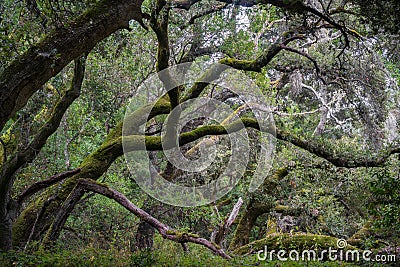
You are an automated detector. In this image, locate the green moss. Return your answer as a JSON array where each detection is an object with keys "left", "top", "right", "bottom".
[
  {"left": 219, "top": 58, "right": 256, "bottom": 71},
  {"left": 0, "top": 145, "right": 3, "bottom": 166},
  {"left": 188, "top": 233, "right": 200, "bottom": 238},
  {"left": 12, "top": 193, "right": 49, "bottom": 247},
  {"left": 211, "top": 242, "right": 221, "bottom": 250},
  {"left": 166, "top": 230, "right": 176, "bottom": 235}
]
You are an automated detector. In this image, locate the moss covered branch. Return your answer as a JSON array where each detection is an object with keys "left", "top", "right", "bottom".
[{"left": 0, "top": 0, "right": 146, "bottom": 130}]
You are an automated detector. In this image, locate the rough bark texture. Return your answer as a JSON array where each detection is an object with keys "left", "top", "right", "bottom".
[
  {"left": 0, "top": 0, "right": 146, "bottom": 130},
  {"left": 0, "top": 188, "right": 14, "bottom": 251}
]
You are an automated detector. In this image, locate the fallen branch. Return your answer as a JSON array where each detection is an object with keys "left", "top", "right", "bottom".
[{"left": 77, "top": 178, "right": 231, "bottom": 259}]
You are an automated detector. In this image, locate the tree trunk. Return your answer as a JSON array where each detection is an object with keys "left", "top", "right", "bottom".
[
  {"left": 12, "top": 100, "right": 171, "bottom": 248},
  {"left": 228, "top": 203, "right": 272, "bottom": 251},
  {"left": 0, "top": 185, "right": 18, "bottom": 251},
  {"left": 0, "top": 216, "right": 12, "bottom": 251},
  {"left": 0, "top": 0, "right": 146, "bottom": 130},
  {"left": 0, "top": 168, "right": 16, "bottom": 251}
]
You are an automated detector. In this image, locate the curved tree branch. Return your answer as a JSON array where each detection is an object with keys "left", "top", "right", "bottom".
[
  {"left": 0, "top": 0, "right": 147, "bottom": 130},
  {"left": 219, "top": 35, "right": 302, "bottom": 72},
  {"left": 50, "top": 179, "right": 231, "bottom": 259}
]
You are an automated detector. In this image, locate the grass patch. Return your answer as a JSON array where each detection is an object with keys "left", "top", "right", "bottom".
[{"left": 0, "top": 235, "right": 385, "bottom": 266}]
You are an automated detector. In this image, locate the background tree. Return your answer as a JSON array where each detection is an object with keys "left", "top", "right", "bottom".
[{"left": 1, "top": 0, "right": 399, "bottom": 264}]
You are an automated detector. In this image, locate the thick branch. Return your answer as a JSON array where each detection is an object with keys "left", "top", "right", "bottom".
[
  {"left": 77, "top": 179, "right": 231, "bottom": 259},
  {"left": 275, "top": 128, "right": 400, "bottom": 168},
  {"left": 182, "top": 64, "right": 229, "bottom": 102},
  {"left": 0, "top": 0, "right": 146, "bottom": 130},
  {"left": 123, "top": 117, "right": 263, "bottom": 152},
  {"left": 151, "top": 1, "right": 182, "bottom": 109},
  {"left": 219, "top": 36, "right": 300, "bottom": 72},
  {"left": 125, "top": 113, "right": 400, "bottom": 168}
]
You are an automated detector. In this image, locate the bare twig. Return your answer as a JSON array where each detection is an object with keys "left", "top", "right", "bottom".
[{"left": 280, "top": 44, "right": 321, "bottom": 74}]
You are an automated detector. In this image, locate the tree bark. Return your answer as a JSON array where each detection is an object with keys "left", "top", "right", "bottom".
[
  {"left": 12, "top": 100, "right": 171, "bottom": 248},
  {"left": 0, "top": 189, "right": 13, "bottom": 251},
  {"left": 0, "top": 0, "right": 146, "bottom": 130},
  {"left": 0, "top": 215, "right": 12, "bottom": 251}
]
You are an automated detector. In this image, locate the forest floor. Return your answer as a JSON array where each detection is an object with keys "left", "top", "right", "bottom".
[{"left": 0, "top": 234, "right": 389, "bottom": 267}]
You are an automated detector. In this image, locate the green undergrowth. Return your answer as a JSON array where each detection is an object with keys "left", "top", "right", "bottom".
[{"left": 0, "top": 235, "right": 386, "bottom": 266}]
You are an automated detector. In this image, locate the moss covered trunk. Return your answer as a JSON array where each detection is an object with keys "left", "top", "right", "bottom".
[
  {"left": 0, "top": 215, "right": 12, "bottom": 251},
  {"left": 12, "top": 130, "right": 123, "bottom": 248},
  {"left": 0, "top": 0, "right": 145, "bottom": 130},
  {"left": 228, "top": 202, "right": 274, "bottom": 251},
  {"left": 12, "top": 100, "right": 171, "bottom": 248}
]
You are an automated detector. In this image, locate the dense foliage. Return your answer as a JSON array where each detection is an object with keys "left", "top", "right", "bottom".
[{"left": 0, "top": 0, "right": 399, "bottom": 266}]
